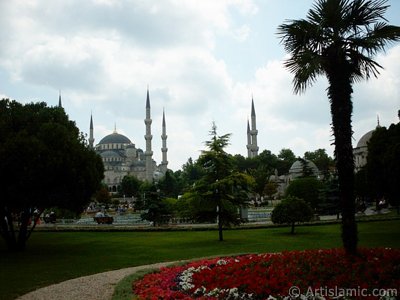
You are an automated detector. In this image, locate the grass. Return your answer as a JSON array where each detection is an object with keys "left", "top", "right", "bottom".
[
  {"left": 1, "top": 220, "right": 399, "bottom": 299},
  {"left": 112, "top": 269, "right": 158, "bottom": 300}
]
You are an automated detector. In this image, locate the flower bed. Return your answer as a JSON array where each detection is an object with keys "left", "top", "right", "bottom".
[{"left": 133, "top": 248, "right": 400, "bottom": 299}]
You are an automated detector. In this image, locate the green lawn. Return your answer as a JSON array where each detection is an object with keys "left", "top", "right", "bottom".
[{"left": 1, "top": 220, "right": 399, "bottom": 299}]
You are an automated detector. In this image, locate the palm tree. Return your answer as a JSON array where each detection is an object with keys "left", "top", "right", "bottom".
[{"left": 278, "top": 0, "right": 400, "bottom": 254}]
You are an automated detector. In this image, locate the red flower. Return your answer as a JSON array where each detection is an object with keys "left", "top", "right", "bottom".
[{"left": 133, "top": 248, "right": 400, "bottom": 299}]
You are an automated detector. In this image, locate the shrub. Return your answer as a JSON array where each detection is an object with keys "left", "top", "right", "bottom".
[
  {"left": 285, "top": 177, "right": 325, "bottom": 209},
  {"left": 271, "top": 196, "right": 313, "bottom": 233}
]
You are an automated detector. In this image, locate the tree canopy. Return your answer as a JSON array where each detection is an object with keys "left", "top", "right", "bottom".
[
  {"left": 285, "top": 177, "right": 325, "bottom": 210},
  {"left": 271, "top": 196, "right": 314, "bottom": 234},
  {"left": 0, "top": 99, "right": 104, "bottom": 250},
  {"left": 304, "top": 149, "right": 334, "bottom": 178},
  {"left": 366, "top": 121, "right": 400, "bottom": 209}
]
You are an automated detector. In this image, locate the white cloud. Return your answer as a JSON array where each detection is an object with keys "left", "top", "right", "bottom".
[{"left": 1, "top": 0, "right": 398, "bottom": 171}]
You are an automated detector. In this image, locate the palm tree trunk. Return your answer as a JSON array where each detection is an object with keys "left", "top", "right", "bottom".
[{"left": 327, "top": 65, "right": 358, "bottom": 255}]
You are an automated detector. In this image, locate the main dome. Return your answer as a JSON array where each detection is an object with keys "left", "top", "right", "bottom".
[{"left": 99, "top": 132, "right": 131, "bottom": 145}]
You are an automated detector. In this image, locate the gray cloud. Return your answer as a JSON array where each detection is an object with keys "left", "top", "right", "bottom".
[{"left": 1, "top": 0, "right": 398, "bottom": 170}]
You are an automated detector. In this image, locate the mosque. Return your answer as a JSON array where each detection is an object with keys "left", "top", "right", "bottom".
[
  {"left": 88, "top": 89, "right": 168, "bottom": 192},
  {"left": 81, "top": 86, "right": 376, "bottom": 194},
  {"left": 89, "top": 95, "right": 260, "bottom": 193}
]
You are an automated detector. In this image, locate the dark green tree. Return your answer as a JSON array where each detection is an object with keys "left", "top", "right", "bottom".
[
  {"left": 271, "top": 196, "right": 314, "bottom": 234},
  {"left": 285, "top": 177, "right": 325, "bottom": 209},
  {"left": 0, "top": 99, "right": 104, "bottom": 251},
  {"left": 278, "top": 0, "right": 400, "bottom": 254},
  {"left": 140, "top": 185, "right": 170, "bottom": 226},
  {"left": 253, "top": 150, "right": 279, "bottom": 198},
  {"left": 304, "top": 149, "right": 334, "bottom": 178},
  {"left": 190, "top": 123, "right": 254, "bottom": 241},
  {"left": 264, "top": 181, "right": 278, "bottom": 201},
  {"left": 354, "top": 167, "right": 370, "bottom": 204},
  {"left": 179, "top": 157, "right": 205, "bottom": 192},
  {"left": 367, "top": 122, "right": 400, "bottom": 212},
  {"left": 231, "top": 150, "right": 278, "bottom": 204},
  {"left": 299, "top": 157, "right": 316, "bottom": 178},
  {"left": 95, "top": 185, "right": 112, "bottom": 205},
  {"left": 318, "top": 174, "right": 341, "bottom": 217},
  {"left": 119, "top": 175, "right": 142, "bottom": 198},
  {"left": 158, "top": 170, "right": 180, "bottom": 198},
  {"left": 277, "top": 148, "right": 297, "bottom": 175},
  {"left": 231, "top": 154, "right": 249, "bottom": 172}
]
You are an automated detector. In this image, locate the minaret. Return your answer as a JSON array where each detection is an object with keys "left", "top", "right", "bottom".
[
  {"left": 58, "top": 91, "right": 62, "bottom": 108},
  {"left": 161, "top": 108, "right": 168, "bottom": 173},
  {"left": 89, "top": 113, "right": 95, "bottom": 149},
  {"left": 246, "top": 119, "right": 252, "bottom": 158},
  {"left": 249, "top": 97, "right": 259, "bottom": 158},
  {"left": 144, "top": 88, "right": 154, "bottom": 182}
]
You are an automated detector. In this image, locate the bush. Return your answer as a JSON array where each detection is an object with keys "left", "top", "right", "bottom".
[
  {"left": 271, "top": 196, "right": 313, "bottom": 234},
  {"left": 285, "top": 177, "right": 325, "bottom": 209}
]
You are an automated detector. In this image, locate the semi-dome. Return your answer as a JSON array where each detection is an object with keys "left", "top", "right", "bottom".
[
  {"left": 289, "top": 159, "right": 319, "bottom": 177},
  {"left": 99, "top": 132, "right": 131, "bottom": 145},
  {"left": 100, "top": 150, "right": 123, "bottom": 158},
  {"left": 356, "top": 130, "right": 374, "bottom": 148}
]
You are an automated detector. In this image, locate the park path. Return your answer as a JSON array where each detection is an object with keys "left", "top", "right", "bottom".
[{"left": 16, "top": 261, "right": 175, "bottom": 300}]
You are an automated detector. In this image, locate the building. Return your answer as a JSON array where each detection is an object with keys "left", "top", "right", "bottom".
[{"left": 90, "top": 89, "right": 168, "bottom": 192}]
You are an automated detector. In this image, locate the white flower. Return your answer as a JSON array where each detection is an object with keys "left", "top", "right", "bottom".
[
  {"left": 216, "top": 259, "right": 228, "bottom": 265},
  {"left": 178, "top": 265, "right": 210, "bottom": 291}
]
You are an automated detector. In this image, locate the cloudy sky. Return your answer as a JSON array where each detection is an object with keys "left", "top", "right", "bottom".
[{"left": 1, "top": 0, "right": 399, "bottom": 171}]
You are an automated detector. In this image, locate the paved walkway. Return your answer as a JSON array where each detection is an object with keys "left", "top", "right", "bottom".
[{"left": 17, "top": 262, "right": 175, "bottom": 300}]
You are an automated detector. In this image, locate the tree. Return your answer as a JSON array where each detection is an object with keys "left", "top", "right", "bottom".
[
  {"left": 367, "top": 121, "right": 400, "bottom": 212},
  {"left": 0, "top": 99, "right": 104, "bottom": 251},
  {"left": 158, "top": 170, "right": 180, "bottom": 198},
  {"left": 354, "top": 167, "right": 370, "bottom": 204},
  {"left": 191, "top": 123, "right": 254, "bottom": 241},
  {"left": 318, "top": 174, "right": 341, "bottom": 217},
  {"left": 264, "top": 181, "right": 278, "bottom": 201},
  {"left": 278, "top": 0, "right": 400, "bottom": 254},
  {"left": 140, "top": 185, "right": 170, "bottom": 226},
  {"left": 231, "top": 154, "right": 249, "bottom": 172},
  {"left": 119, "top": 175, "right": 142, "bottom": 198},
  {"left": 277, "top": 148, "right": 297, "bottom": 175},
  {"left": 252, "top": 150, "right": 279, "bottom": 199},
  {"left": 231, "top": 150, "right": 278, "bottom": 204},
  {"left": 95, "top": 186, "right": 112, "bottom": 205},
  {"left": 179, "top": 157, "right": 205, "bottom": 192},
  {"left": 299, "top": 157, "right": 316, "bottom": 178},
  {"left": 271, "top": 196, "right": 314, "bottom": 234},
  {"left": 285, "top": 177, "right": 325, "bottom": 210},
  {"left": 304, "top": 149, "right": 334, "bottom": 178}
]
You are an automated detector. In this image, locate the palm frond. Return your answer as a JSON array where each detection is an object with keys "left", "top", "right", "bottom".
[
  {"left": 348, "top": 49, "right": 382, "bottom": 81},
  {"left": 284, "top": 50, "right": 325, "bottom": 94},
  {"left": 345, "top": 0, "right": 389, "bottom": 27},
  {"left": 278, "top": 19, "right": 325, "bottom": 55}
]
